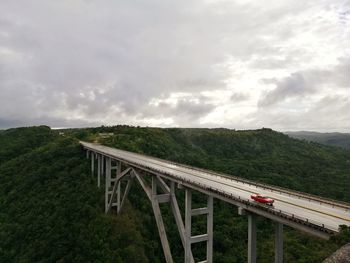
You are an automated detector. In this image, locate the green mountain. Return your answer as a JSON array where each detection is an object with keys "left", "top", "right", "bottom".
[
  {"left": 1, "top": 126, "right": 349, "bottom": 262},
  {"left": 286, "top": 131, "right": 350, "bottom": 150}
]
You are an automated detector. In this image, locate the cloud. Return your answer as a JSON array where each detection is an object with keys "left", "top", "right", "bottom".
[
  {"left": 0, "top": 116, "right": 98, "bottom": 129},
  {"left": 0, "top": 0, "right": 349, "bottom": 131},
  {"left": 0, "top": 118, "right": 23, "bottom": 129},
  {"left": 332, "top": 57, "right": 350, "bottom": 87},
  {"left": 230, "top": 93, "right": 250, "bottom": 102},
  {"left": 258, "top": 57, "right": 350, "bottom": 107},
  {"left": 248, "top": 95, "right": 350, "bottom": 132},
  {"left": 136, "top": 93, "right": 216, "bottom": 126},
  {"left": 259, "top": 73, "right": 309, "bottom": 107}
]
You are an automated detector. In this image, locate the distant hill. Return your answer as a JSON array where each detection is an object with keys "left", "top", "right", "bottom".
[{"left": 285, "top": 131, "right": 350, "bottom": 149}]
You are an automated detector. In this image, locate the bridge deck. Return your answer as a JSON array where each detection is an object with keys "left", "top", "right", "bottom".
[{"left": 81, "top": 141, "right": 350, "bottom": 235}]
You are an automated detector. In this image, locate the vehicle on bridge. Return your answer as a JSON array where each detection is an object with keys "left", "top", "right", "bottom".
[{"left": 251, "top": 194, "right": 274, "bottom": 206}]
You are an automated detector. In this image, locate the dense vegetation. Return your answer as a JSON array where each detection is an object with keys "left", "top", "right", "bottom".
[
  {"left": 286, "top": 131, "right": 350, "bottom": 150},
  {"left": 1, "top": 125, "right": 349, "bottom": 262},
  {"left": 0, "top": 127, "right": 148, "bottom": 262}
]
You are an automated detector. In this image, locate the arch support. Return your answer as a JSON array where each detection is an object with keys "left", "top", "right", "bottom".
[{"left": 133, "top": 169, "right": 173, "bottom": 263}]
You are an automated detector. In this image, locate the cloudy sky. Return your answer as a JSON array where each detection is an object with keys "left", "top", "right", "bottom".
[{"left": 0, "top": 0, "right": 350, "bottom": 131}]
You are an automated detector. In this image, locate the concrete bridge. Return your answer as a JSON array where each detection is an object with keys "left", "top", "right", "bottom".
[{"left": 81, "top": 141, "right": 350, "bottom": 263}]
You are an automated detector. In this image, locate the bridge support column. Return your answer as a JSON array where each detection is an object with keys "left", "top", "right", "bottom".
[
  {"left": 185, "top": 189, "right": 192, "bottom": 263},
  {"left": 91, "top": 152, "right": 94, "bottom": 174},
  {"left": 248, "top": 214, "right": 257, "bottom": 263},
  {"left": 185, "top": 189, "right": 214, "bottom": 263},
  {"left": 105, "top": 157, "right": 111, "bottom": 212},
  {"left": 107, "top": 160, "right": 119, "bottom": 210},
  {"left": 97, "top": 155, "right": 101, "bottom": 188},
  {"left": 101, "top": 156, "right": 105, "bottom": 177},
  {"left": 207, "top": 195, "right": 214, "bottom": 263},
  {"left": 105, "top": 161, "right": 132, "bottom": 214},
  {"left": 275, "top": 223, "right": 283, "bottom": 263},
  {"left": 116, "top": 163, "right": 122, "bottom": 213}
]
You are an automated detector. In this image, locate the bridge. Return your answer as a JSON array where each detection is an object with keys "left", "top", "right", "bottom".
[{"left": 81, "top": 141, "right": 350, "bottom": 263}]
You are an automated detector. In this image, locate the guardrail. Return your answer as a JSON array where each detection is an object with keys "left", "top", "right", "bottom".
[
  {"left": 82, "top": 143, "right": 342, "bottom": 234},
  {"left": 136, "top": 153, "right": 350, "bottom": 211},
  {"left": 84, "top": 141, "right": 350, "bottom": 211},
  {"left": 134, "top": 161, "right": 336, "bottom": 235}
]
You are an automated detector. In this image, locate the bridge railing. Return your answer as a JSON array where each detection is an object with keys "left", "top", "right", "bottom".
[
  {"left": 180, "top": 178, "right": 336, "bottom": 235},
  {"left": 100, "top": 143, "right": 350, "bottom": 211},
  {"left": 82, "top": 143, "right": 339, "bottom": 234},
  {"left": 127, "top": 157, "right": 337, "bottom": 235},
  {"left": 158, "top": 159, "right": 350, "bottom": 212}
]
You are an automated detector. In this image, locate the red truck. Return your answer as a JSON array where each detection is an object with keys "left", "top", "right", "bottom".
[{"left": 251, "top": 194, "right": 274, "bottom": 206}]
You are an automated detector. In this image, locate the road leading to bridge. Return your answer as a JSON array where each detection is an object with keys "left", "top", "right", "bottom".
[{"left": 81, "top": 141, "right": 350, "bottom": 234}]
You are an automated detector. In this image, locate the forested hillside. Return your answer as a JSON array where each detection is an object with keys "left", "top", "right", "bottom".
[
  {"left": 1, "top": 126, "right": 350, "bottom": 262},
  {"left": 0, "top": 126, "right": 148, "bottom": 262}
]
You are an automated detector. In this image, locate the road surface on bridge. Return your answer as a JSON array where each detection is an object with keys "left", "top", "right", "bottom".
[{"left": 81, "top": 142, "right": 350, "bottom": 233}]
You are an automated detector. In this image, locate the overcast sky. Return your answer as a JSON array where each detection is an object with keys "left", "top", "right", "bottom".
[{"left": 0, "top": 0, "right": 349, "bottom": 131}]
